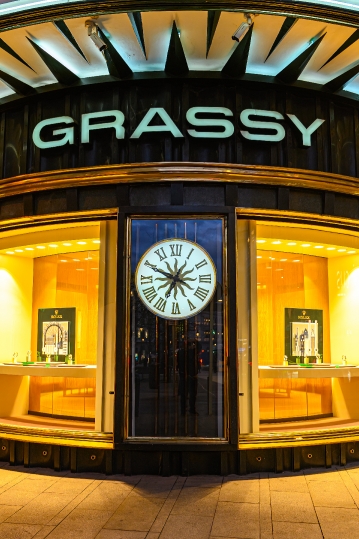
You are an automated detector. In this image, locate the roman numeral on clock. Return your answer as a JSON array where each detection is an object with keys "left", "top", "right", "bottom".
[
  {"left": 186, "top": 248, "right": 194, "bottom": 260},
  {"left": 140, "top": 275, "right": 153, "bottom": 284},
  {"left": 171, "top": 302, "right": 181, "bottom": 315},
  {"left": 154, "top": 247, "right": 167, "bottom": 261},
  {"left": 199, "top": 274, "right": 211, "bottom": 283},
  {"left": 187, "top": 299, "right": 196, "bottom": 311},
  {"left": 195, "top": 259, "right": 208, "bottom": 270},
  {"left": 170, "top": 244, "right": 182, "bottom": 257},
  {"left": 194, "top": 286, "right": 209, "bottom": 302},
  {"left": 143, "top": 286, "right": 157, "bottom": 303},
  {"left": 154, "top": 297, "right": 166, "bottom": 312}
]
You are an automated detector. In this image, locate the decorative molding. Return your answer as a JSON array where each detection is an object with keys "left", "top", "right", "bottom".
[{"left": 1, "top": 162, "right": 359, "bottom": 200}]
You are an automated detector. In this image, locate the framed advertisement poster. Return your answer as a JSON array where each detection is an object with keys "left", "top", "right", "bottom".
[
  {"left": 285, "top": 308, "right": 323, "bottom": 363},
  {"left": 37, "top": 308, "right": 76, "bottom": 361}
]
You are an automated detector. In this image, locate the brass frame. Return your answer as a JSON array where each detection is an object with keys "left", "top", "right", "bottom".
[
  {"left": 1, "top": 1, "right": 359, "bottom": 33},
  {"left": 124, "top": 215, "right": 229, "bottom": 443},
  {"left": 236, "top": 207, "right": 359, "bottom": 450},
  {"left": 3, "top": 163, "right": 359, "bottom": 200},
  {"left": 0, "top": 208, "right": 117, "bottom": 449}
]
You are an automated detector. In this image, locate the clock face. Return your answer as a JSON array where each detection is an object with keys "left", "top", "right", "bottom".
[{"left": 135, "top": 238, "right": 217, "bottom": 320}]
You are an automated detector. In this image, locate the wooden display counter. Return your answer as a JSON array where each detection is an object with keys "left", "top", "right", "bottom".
[
  {"left": 259, "top": 365, "right": 359, "bottom": 378},
  {"left": 0, "top": 364, "right": 96, "bottom": 377}
]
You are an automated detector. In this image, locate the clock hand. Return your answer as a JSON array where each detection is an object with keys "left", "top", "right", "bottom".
[
  {"left": 145, "top": 262, "right": 173, "bottom": 279},
  {"left": 165, "top": 280, "right": 176, "bottom": 299}
]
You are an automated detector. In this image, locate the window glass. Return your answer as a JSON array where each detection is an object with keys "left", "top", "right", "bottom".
[
  {"left": 129, "top": 218, "right": 225, "bottom": 438},
  {"left": 255, "top": 222, "right": 359, "bottom": 433},
  {"left": 0, "top": 221, "right": 115, "bottom": 433}
]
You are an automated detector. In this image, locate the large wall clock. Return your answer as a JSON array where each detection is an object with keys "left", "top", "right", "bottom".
[{"left": 135, "top": 238, "right": 217, "bottom": 320}]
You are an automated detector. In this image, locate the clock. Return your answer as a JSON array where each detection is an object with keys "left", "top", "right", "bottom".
[{"left": 135, "top": 238, "right": 217, "bottom": 320}]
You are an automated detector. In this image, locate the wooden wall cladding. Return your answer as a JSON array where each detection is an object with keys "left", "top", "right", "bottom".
[{"left": 1, "top": 79, "right": 359, "bottom": 180}]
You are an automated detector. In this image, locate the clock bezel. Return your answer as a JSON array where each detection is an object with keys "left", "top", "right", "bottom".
[{"left": 134, "top": 237, "right": 217, "bottom": 320}]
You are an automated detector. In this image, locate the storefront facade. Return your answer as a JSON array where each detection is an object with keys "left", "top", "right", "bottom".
[{"left": 2, "top": 0, "right": 359, "bottom": 474}]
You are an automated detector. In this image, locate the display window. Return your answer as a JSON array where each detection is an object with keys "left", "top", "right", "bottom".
[
  {"left": 127, "top": 218, "right": 226, "bottom": 439},
  {"left": 0, "top": 219, "right": 117, "bottom": 434},
  {"left": 242, "top": 219, "right": 359, "bottom": 435}
]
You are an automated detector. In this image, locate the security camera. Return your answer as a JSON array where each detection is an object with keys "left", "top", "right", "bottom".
[
  {"left": 85, "top": 20, "right": 107, "bottom": 52},
  {"left": 232, "top": 14, "right": 253, "bottom": 42}
]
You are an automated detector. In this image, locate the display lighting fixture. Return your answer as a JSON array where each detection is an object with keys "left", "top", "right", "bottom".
[
  {"left": 272, "top": 241, "right": 281, "bottom": 244},
  {"left": 301, "top": 244, "right": 310, "bottom": 247},
  {"left": 5, "top": 251, "right": 14, "bottom": 254},
  {"left": 348, "top": 250, "right": 356, "bottom": 254},
  {"left": 85, "top": 20, "right": 107, "bottom": 52},
  {"left": 314, "top": 245, "right": 324, "bottom": 249},
  {"left": 293, "top": 259, "right": 301, "bottom": 262},
  {"left": 76, "top": 268, "right": 85, "bottom": 271},
  {"left": 257, "top": 255, "right": 262, "bottom": 259},
  {"left": 49, "top": 244, "right": 58, "bottom": 248},
  {"left": 232, "top": 13, "right": 253, "bottom": 43},
  {"left": 73, "top": 259, "right": 80, "bottom": 262},
  {"left": 256, "top": 239, "right": 266, "bottom": 243},
  {"left": 280, "top": 258, "right": 287, "bottom": 262},
  {"left": 36, "top": 246, "right": 45, "bottom": 249},
  {"left": 327, "top": 247, "right": 335, "bottom": 250},
  {"left": 25, "top": 247, "right": 34, "bottom": 251},
  {"left": 15, "top": 249, "right": 23, "bottom": 252},
  {"left": 93, "top": 240, "right": 100, "bottom": 244},
  {"left": 63, "top": 243, "right": 72, "bottom": 246},
  {"left": 338, "top": 249, "right": 346, "bottom": 252},
  {"left": 77, "top": 241, "right": 86, "bottom": 245},
  {"left": 287, "top": 242, "right": 297, "bottom": 246},
  {"left": 60, "top": 259, "right": 67, "bottom": 262}
]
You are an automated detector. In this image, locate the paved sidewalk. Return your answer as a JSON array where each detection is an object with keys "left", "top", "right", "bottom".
[{"left": 0, "top": 463, "right": 359, "bottom": 538}]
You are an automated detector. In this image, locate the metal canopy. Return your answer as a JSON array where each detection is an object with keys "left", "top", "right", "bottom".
[{"left": 0, "top": 9, "right": 359, "bottom": 102}]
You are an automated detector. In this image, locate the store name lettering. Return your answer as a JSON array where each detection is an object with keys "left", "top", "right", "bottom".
[{"left": 32, "top": 107, "right": 325, "bottom": 149}]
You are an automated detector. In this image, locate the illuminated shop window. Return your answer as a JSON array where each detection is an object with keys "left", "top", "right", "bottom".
[
  {"left": 128, "top": 218, "right": 226, "bottom": 439},
  {"left": 253, "top": 222, "right": 359, "bottom": 434},
  {"left": 0, "top": 220, "right": 116, "bottom": 433}
]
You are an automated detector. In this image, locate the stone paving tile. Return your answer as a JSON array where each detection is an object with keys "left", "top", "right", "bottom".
[
  {"left": 308, "top": 479, "right": 355, "bottom": 507},
  {"left": 183, "top": 476, "right": 223, "bottom": 488},
  {"left": 33, "top": 526, "right": 56, "bottom": 539},
  {"left": 304, "top": 468, "right": 343, "bottom": 481},
  {"left": 272, "top": 521, "right": 322, "bottom": 539},
  {"left": 211, "top": 501, "right": 260, "bottom": 538},
  {"left": 268, "top": 475, "right": 308, "bottom": 493},
  {"left": 159, "top": 514, "right": 213, "bottom": 539},
  {"left": 6, "top": 492, "right": 78, "bottom": 525},
  {"left": 104, "top": 494, "right": 164, "bottom": 531},
  {"left": 219, "top": 481, "right": 260, "bottom": 504},
  {"left": 316, "top": 506, "right": 359, "bottom": 539},
  {"left": 47, "top": 480, "right": 102, "bottom": 526},
  {"left": 0, "top": 503, "right": 22, "bottom": 522},
  {"left": 75, "top": 482, "right": 133, "bottom": 511},
  {"left": 0, "top": 523, "right": 42, "bottom": 538},
  {"left": 45, "top": 509, "right": 114, "bottom": 539},
  {"left": 95, "top": 531, "right": 147, "bottom": 539},
  {"left": 45, "top": 478, "right": 95, "bottom": 494},
  {"left": 259, "top": 503, "right": 273, "bottom": 539},
  {"left": 171, "top": 486, "right": 220, "bottom": 516},
  {"left": 0, "top": 488, "right": 40, "bottom": 505}
]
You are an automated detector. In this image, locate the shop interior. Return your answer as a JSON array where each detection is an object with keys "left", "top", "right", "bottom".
[
  {"left": 256, "top": 222, "right": 359, "bottom": 433},
  {"left": 0, "top": 221, "right": 105, "bottom": 432}
]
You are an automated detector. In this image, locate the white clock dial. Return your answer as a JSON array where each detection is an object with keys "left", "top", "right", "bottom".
[{"left": 135, "top": 238, "right": 217, "bottom": 320}]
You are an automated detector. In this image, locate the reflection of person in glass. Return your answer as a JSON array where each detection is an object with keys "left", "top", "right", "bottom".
[{"left": 177, "top": 339, "right": 201, "bottom": 415}]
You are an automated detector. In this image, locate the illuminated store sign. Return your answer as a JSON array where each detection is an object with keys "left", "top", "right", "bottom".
[{"left": 32, "top": 107, "right": 325, "bottom": 149}]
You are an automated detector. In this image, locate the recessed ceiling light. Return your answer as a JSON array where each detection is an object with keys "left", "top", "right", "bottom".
[
  {"left": 314, "top": 245, "right": 324, "bottom": 249},
  {"left": 275, "top": 268, "right": 283, "bottom": 271},
  {"left": 85, "top": 257, "right": 92, "bottom": 260},
  {"left": 49, "top": 244, "right": 58, "bottom": 248},
  {"left": 73, "top": 259, "right": 80, "bottom": 262},
  {"left": 257, "top": 239, "right": 266, "bottom": 243},
  {"left": 338, "top": 249, "right": 346, "bottom": 252},
  {"left": 270, "top": 257, "right": 275, "bottom": 260},
  {"left": 257, "top": 255, "right": 262, "bottom": 259},
  {"left": 6, "top": 251, "right": 14, "bottom": 254},
  {"left": 272, "top": 241, "right": 281, "bottom": 245},
  {"left": 93, "top": 240, "right": 100, "bottom": 244},
  {"left": 60, "top": 259, "right": 67, "bottom": 263},
  {"left": 280, "top": 259, "right": 287, "bottom": 262},
  {"left": 301, "top": 244, "right": 310, "bottom": 248},
  {"left": 287, "top": 242, "right": 296, "bottom": 246},
  {"left": 63, "top": 243, "right": 72, "bottom": 246},
  {"left": 36, "top": 246, "right": 45, "bottom": 249},
  {"left": 348, "top": 250, "right": 356, "bottom": 254},
  {"left": 91, "top": 267, "right": 98, "bottom": 270},
  {"left": 327, "top": 247, "right": 335, "bottom": 251},
  {"left": 76, "top": 268, "right": 85, "bottom": 271},
  {"left": 15, "top": 249, "right": 23, "bottom": 252},
  {"left": 77, "top": 241, "right": 86, "bottom": 245},
  {"left": 293, "top": 259, "right": 301, "bottom": 262},
  {"left": 25, "top": 247, "right": 34, "bottom": 251}
]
